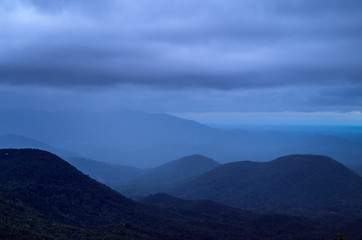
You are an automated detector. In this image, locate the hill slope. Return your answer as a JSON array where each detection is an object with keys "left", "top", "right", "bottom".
[
  {"left": 118, "top": 155, "right": 220, "bottom": 197},
  {"left": 0, "top": 134, "right": 145, "bottom": 185},
  {"left": 140, "top": 193, "right": 333, "bottom": 240},
  {"left": 0, "top": 148, "right": 136, "bottom": 227},
  {"left": 172, "top": 154, "right": 362, "bottom": 216},
  {"left": 348, "top": 164, "right": 362, "bottom": 177},
  {"left": 0, "top": 134, "right": 77, "bottom": 158},
  {"left": 67, "top": 157, "right": 145, "bottom": 185},
  {"left": 1, "top": 149, "right": 338, "bottom": 240}
]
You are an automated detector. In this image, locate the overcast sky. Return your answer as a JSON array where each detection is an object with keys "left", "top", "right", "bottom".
[{"left": 1, "top": 0, "right": 362, "bottom": 124}]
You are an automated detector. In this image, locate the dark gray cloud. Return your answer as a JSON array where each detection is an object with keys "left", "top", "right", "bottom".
[
  {"left": 1, "top": 0, "right": 361, "bottom": 88},
  {"left": 0, "top": 0, "right": 362, "bottom": 113}
]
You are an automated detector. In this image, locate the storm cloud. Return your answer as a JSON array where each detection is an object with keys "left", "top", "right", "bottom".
[{"left": 0, "top": 0, "right": 362, "bottom": 114}]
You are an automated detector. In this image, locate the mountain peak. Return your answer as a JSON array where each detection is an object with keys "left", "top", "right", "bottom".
[
  {"left": 0, "top": 148, "right": 134, "bottom": 226},
  {"left": 161, "top": 154, "right": 220, "bottom": 169},
  {"left": 268, "top": 154, "right": 359, "bottom": 179},
  {"left": 172, "top": 154, "right": 362, "bottom": 216},
  {"left": 116, "top": 154, "right": 220, "bottom": 197}
]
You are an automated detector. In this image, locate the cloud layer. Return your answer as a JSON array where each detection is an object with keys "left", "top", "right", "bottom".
[{"left": 1, "top": 0, "right": 362, "bottom": 113}]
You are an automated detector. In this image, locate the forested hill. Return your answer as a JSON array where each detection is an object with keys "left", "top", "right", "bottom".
[
  {"left": 117, "top": 154, "right": 220, "bottom": 196},
  {"left": 1, "top": 149, "right": 339, "bottom": 240},
  {"left": 172, "top": 154, "right": 362, "bottom": 216}
]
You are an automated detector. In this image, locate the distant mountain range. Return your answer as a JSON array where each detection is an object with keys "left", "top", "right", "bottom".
[
  {"left": 113, "top": 153, "right": 362, "bottom": 219},
  {"left": 116, "top": 155, "right": 220, "bottom": 197},
  {"left": 2, "top": 133, "right": 362, "bottom": 206},
  {"left": 170, "top": 155, "right": 362, "bottom": 217},
  {"left": 67, "top": 157, "right": 146, "bottom": 185},
  {"left": 2, "top": 133, "right": 362, "bottom": 208},
  {"left": 1, "top": 149, "right": 340, "bottom": 240},
  {"left": 1, "top": 109, "right": 362, "bottom": 167},
  {"left": 0, "top": 134, "right": 77, "bottom": 158},
  {"left": 0, "top": 134, "right": 146, "bottom": 185}
]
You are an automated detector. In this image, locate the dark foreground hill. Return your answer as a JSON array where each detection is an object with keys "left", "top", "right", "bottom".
[
  {"left": 117, "top": 155, "right": 220, "bottom": 197},
  {"left": 0, "top": 134, "right": 145, "bottom": 185},
  {"left": 141, "top": 193, "right": 326, "bottom": 239},
  {"left": 1, "top": 149, "right": 339, "bottom": 240},
  {"left": 348, "top": 164, "right": 362, "bottom": 177},
  {"left": 0, "top": 149, "right": 138, "bottom": 226},
  {"left": 172, "top": 154, "right": 362, "bottom": 217}
]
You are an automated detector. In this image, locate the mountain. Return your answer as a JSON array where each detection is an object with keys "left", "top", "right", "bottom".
[
  {"left": 0, "top": 148, "right": 163, "bottom": 239},
  {"left": 0, "top": 110, "right": 220, "bottom": 166},
  {"left": 117, "top": 155, "right": 220, "bottom": 197},
  {"left": 172, "top": 154, "right": 362, "bottom": 217},
  {"left": 0, "top": 134, "right": 145, "bottom": 185},
  {"left": 0, "top": 134, "right": 77, "bottom": 158},
  {"left": 66, "top": 157, "right": 145, "bottom": 185},
  {"left": 1, "top": 149, "right": 339, "bottom": 240},
  {"left": 1, "top": 109, "right": 362, "bottom": 167},
  {"left": 348, "top": 164, "right": 362, "bottom": 177},
  {"left": 0, "top": 148, "right": 228, "bottom": 239},
  {"left": 0, "top": 148, "right": 136, "bottom": 227}
]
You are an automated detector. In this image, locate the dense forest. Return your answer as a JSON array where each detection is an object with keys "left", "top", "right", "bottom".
[{"left": 1, "top": 149, "right": 356, "bottom": 239}]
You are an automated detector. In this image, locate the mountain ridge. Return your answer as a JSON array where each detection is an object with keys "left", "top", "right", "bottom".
[
  {"left": 171, "top": 154, "right": 362, "bottom": 216},
  {"left": 2, "top": 109, "right": 362, "bottom": 167},
  {"left": 117, "top": 154, "right": 220, "bottom": 197},
  {"left": 1, "top": 149, "right": 341, "bottom": 239},
  {"left": 0, "top": 134, "right": 77, "bottom": 158}
]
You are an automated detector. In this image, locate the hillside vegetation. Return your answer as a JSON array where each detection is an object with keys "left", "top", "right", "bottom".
[
  {"left": 1, "top": 149, "right": 340, "bottom": 239},
  {"left": 172, "top": 155, "right": 362, "bottom": 217}
]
